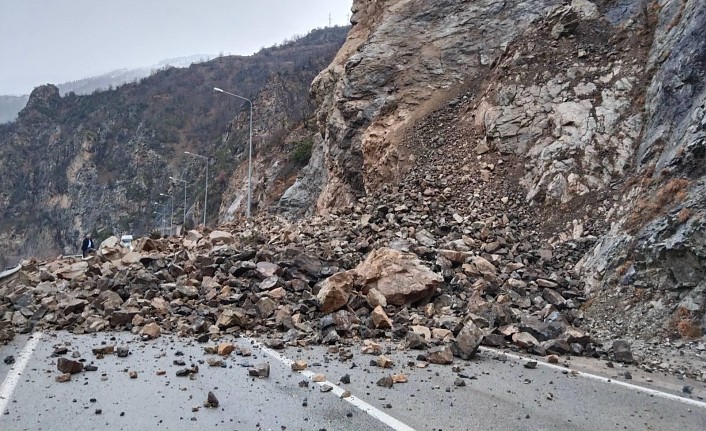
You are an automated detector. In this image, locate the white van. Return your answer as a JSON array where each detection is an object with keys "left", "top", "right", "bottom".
[{"left": 120, "top": 235, "right": 134, "bottom": 250}]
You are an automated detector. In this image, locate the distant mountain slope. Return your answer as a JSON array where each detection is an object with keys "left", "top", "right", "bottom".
[
  {"left": 0, "top": 54, "right": 214, "bottom": 124},
  {"left": 57, "top": 54, "right": 214, "bottom": 96},
  {"left": 0, "top": 26, "right": 349, "bottom": 266},
  {"left": 0, "top": 95, "right": 28, "bottom": 123}
]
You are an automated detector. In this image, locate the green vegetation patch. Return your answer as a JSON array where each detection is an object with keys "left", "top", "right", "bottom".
[{"left": 291, "top": 139, "right": 313, "bottom": 165}]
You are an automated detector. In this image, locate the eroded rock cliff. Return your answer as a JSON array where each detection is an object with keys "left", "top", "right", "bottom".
[{"left": 281, "top": 0, "right": 705, "bottom": 343}]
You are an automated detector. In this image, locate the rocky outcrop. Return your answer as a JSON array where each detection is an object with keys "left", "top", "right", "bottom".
[
  {"left": 287, "top": 0, "right": 563, "bottom": 214},
  {"left": 275, "top": 133, "right": 328, "bottom": 218},
  {"left": 578, "top": 0, "right": 706, "bottom": 341}
]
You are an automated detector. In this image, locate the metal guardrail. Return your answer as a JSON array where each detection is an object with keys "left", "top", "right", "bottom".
[{"left": 0, "top": 264, "right": 21, "bottom": 282}]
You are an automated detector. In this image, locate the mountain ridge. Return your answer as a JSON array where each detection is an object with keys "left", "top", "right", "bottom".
[{"left": 0, "top": 54, "right": 215, "bottom": 124}]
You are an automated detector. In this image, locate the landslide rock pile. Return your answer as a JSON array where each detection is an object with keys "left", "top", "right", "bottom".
[{"left": 2, "top": 194, "right": 602, "bottom": 366}]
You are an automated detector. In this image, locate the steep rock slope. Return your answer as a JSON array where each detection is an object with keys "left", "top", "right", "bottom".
[
  {"left": 281, "top": 0, "right": 706, "bottom": 344},
  {"left": 282, "top": 0, "right": 564, "bottom": 214},
  {"left": 580, "top": 0, "right": 706, "bottom": 342}
]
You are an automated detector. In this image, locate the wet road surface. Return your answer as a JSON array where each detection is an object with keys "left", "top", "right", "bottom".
[{"left": 0, "top": 331, "right": 704, "bottom": 430}]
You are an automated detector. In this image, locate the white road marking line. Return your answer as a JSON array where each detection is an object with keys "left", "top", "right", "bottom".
[
  {"left": 478, "top": 346, "right": 706, "bottom": 409},
  {"left": 0, "top": 332, "right": 43, "bottom": 414},
  {"left": 246, "top": 337, "right": 417, "bottom": 431}
]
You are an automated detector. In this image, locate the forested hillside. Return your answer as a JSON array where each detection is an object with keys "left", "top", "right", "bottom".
[{"left": 0, "top": 26, "right": 349, "bottom": 266}]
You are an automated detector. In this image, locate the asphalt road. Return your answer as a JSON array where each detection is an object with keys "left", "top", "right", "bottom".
[{"left": 0, "top": 331, "right": 704, "bottom": 431}]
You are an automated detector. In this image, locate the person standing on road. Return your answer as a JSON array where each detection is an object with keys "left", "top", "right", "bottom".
[{"left": 81, "top": 234, "right": 95, "bottom": 258}]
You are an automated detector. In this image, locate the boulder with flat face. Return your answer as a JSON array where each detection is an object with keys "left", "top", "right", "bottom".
[
  {"left": 53, "top": 261, "right": 88, "bottom": 280},
  {"left": 209, "top": 230, "right": 234, "bottom": 245},
  {"left": 451, "top": 322, "right": 484, "bottom": 359},
  {"left": 316, "top": 270, "right": 359, "bottom": 314},
  {"left": 57, "top": 358, "right": 83, "bottom": 374},
  {"left": 216, "top": 306, "right": 248, "bottom": 329},
  {"left": 356, "top": 247, "right": 442, "bottom": 306},
  {"left": 371, "top": 305, "right": 392, "bottom": 329}
]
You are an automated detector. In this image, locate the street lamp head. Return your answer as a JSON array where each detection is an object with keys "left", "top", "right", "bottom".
[
  {"left": 184, "top": 151, "right": 191, "bottom": 155},
  {"left": 213, "top": 87, "right": 224, "bottom": 93},
  {"left": 159, "top": 193, "right": 168, "bottom": 197}
]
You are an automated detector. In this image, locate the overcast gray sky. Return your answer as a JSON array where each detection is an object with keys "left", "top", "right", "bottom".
[{"left": 0, "top": 0, "right": 352, "bottom": 95}]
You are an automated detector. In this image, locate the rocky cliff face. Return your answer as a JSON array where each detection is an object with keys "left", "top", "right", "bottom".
[
  {"left": 283, "top": 0, "right": 567, "bottom": 214},
  {"left": 579, "top": 0, "right": 706, "bottom": 341},
  {"left": 280, "top": 0, "right": 705, "bottom": 341}
]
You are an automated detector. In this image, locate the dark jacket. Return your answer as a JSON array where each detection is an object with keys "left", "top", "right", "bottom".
[{"left": 81, "top": 238, "right": 94, "bottom": 252}]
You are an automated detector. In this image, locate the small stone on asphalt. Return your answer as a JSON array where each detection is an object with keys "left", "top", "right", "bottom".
[
  {"left": 205, "top": 391, "right": 219, "bottom": 408},
  {"left": 312, "top": 374, "right": 326, "bottom": 382},
  {"left": 376, "top": 376, "right": 393, "bottom": 388},
  {"left": 291, "top": 360, "right": 307, "bottom": 371},
  {"left": 55, "top": 373, "right": 71, "bottom": 383},
  {"left": 248, "top": 363, "right": 270, "bottom": 378}
]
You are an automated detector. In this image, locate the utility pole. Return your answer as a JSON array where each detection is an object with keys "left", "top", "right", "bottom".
[
  {"left": 170, "top": 176, "right": 188, "bottom": 226},
  {"left": 213, "top": 87, "right": 254, "bottom": 218},
  {"left": 328, "top": 13, "right": 332, "bottom": 27}
]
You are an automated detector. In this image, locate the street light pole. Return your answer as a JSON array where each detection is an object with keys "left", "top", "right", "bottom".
[
  {"left": 153, "top": 204, "right": 167, "bottom": 236},
  {"left": 153, "top": 211, "right": 164, "bottom": 236},
  {"left": 169, "top": 176, "right": 187, "bottom": 226},
  {"left": 184, "top": 151, "right": 208, "bottom": 226},
  {"left": 159, "top": 193, "right": 174, "bottom": 235},
  {"left": 213, "top": 87, "right": 253, "bottom": 218}
]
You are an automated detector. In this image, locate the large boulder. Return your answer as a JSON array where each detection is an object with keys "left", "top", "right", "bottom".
[
  {"left": 121, "top": 251, "right": 143, "bottom": 265},
  {"left": 52, "top": 261, "right": 88, "bottom": 280},
  {"left": 356, "top": 247, "right": 442, "bottom": 306},
  {"left": 99, "top": 236, "right": 119, "bottom": 250},
  {"left": 98, "top": 236, "right": 126, "bottom": 261},
  {"left": 209, "top": 230, "right": 234, "bottom": 245},
  {"left": 316, "top": 270, "right": 359, "bottom": 314}
]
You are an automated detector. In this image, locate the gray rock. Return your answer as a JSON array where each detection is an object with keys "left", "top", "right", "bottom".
[
  {"left": 248, "top": 363, "right": 270, "bottom": 378},
  {"left": 205, "top": 391, "right": 219, "bottom": 408},
  {"left": 376, "top": 375, "right": 394, "bottom": 388},
  {"left": 451, "top": 322, "right": 484, "bottom": 359},
  {"left": 116, "top": 346, "right": 129, "bottom": 358},
  {"left": 612, "top": 340, "right": 634, "bottom": 363},
  {"left": 176, "top": 284, "right": 199, "bottom": 298},
  {"left": 406, "top": 332, "right": 427, "bottom": 350},
  {"left": 542, "top": 339, "right": 570, "bottom": 355}
]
